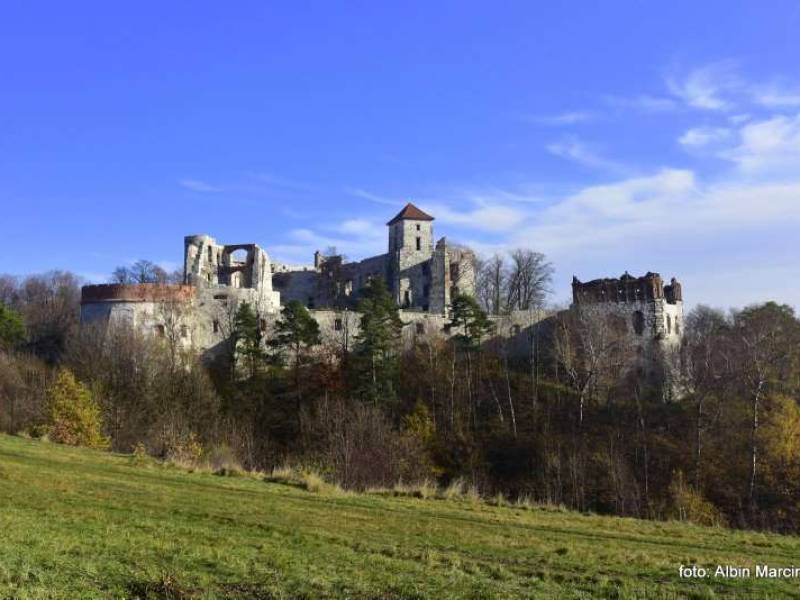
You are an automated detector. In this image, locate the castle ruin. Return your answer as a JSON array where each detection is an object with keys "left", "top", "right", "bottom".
[{"left": 80, "top": 203, "right": 684, "bottom": 363}]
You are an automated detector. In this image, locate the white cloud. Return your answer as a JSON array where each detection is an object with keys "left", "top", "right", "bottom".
[
  {"left": 753, "top": 85, "right": 800, "bottom": 108},
  {"left": 679, "top": 126, "right": 732, "bottom": 147},
  {"left": 336, "top": 219, "right": 381, "bottom": 235},
  {"left": 720, "top": 113, "right": 800, "bottom": 173},
  {"left": 513, "top": 169, "right": 800, "bottom": 255},
  {"left": 271, "top": 218, "right": 387, "bottom": 264},
  {"left": 178, "top": 179, "right": 222, "bottom": 193},
  {"left": 424, "top": 203, "right": 526, "bottom": 233},
  {"left": 666, "top": 61, "right": 740, "bottom": 110},
  {"left": 546, "top": 137, "right": 627, "bottom": 172}
]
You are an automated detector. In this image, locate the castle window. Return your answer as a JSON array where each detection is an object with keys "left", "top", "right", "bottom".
[
  {"left": 632, "top": 311, "right": 645, "bottom": 336},
  {"left": 207, "top": 247, "right": 213, "bottom": 262},
  {"left": 260, "top": 319, "right": 267, "bottom": 332},
  {"left": 416, "top": 322, "right": 425, "bottom": 334},
  {"left": 450, "top": 264, "right": 459, "bottom": 280},
  {"left": 416, "top": 224, "right": 420, "bottom": 231},
  {"left": 307, "top": 296, "right": 315, "bottom": 309},
  {"left": 666, "top": 314, "right": 672, "bottom": 334},
  {"left": 207, "top": 273, "right": 212, "bottom": 282},
  {"left": 213, "top": 319, "right": 220, "bottom": 334},
  {"left": 154, "top": 324, "right": 165, "bottom": 338},
  {"left": 334, "top": 318, "right": 342, "bottom": 331},
  {"left": 416, "top": 237, "right": 421, "bottom": 251},
  {"left": 180, "top": 325, "right": 188, "bottom": 338},
  {"left": 403, "top": 290, "right": 411, "bottom": 307}
]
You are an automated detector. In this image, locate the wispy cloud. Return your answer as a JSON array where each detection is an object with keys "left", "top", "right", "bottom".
[
  {"left": 679, "top": 126, "right": 732, "bottom": 147},
  {"left": 345, "top": 187, "right": 404, "bottom": 206},
  {"left": 422, "top": 202, "right": 526, "bottom": 233},
  {"left": 604, "top": 94, "right": 678, "bottom": 112},
  {"left": 179, "top": 178, "right": 222, "bottom": 193},
  {"left": 753, "top": 85, "right": 800, "bottom": 108},
  {"left": 271, "top": 219, "right": 386, "bottom": 264},
  {"left": 546, "top": 136, "right": 628, "bottom": 173},
  {"left": 720, "top": 112, "right": 800, "bottom": 173},
  {"left": 666, "top": 61, "right": 740, "bottom": 111},
  {"left": 522, "top": 111, "right": 594, "bottom": 126}
]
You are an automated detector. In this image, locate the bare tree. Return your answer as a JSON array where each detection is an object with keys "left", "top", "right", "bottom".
[
  {"left": 476, "top": 253, "right": 507, "bottom": 315},
  {"left": 505, "top": 249, "right": 553, "bottom": 312},
  {"left": 0, "top": 275, "right": 19, "bottom": 306},
  {"left": 111, "top": 260, "right": 168, "bottom": 284},
  {"left": 553, "top": 306, "right": 632, "bottom": 425},
  {"left": 681, "top": 305, "right": 732, "bottom": 486},
  {"left": 17, "top": 271, "right": 82, "bottom": 363}
]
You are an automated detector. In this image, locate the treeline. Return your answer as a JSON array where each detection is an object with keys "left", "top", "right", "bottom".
[{"left": 1, "top": 270, "right": 800, "bottom": 533}]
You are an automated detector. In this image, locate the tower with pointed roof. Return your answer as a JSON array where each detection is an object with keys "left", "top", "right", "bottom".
[{"left": 387, "top": 202, "right": 435, "bottom": 308}]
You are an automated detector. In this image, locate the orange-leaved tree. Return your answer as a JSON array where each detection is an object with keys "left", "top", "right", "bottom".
[{"left": 48, "top": 369, "right": 109, "bottom": 449}]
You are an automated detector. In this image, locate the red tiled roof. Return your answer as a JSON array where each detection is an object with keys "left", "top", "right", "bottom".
[{"left": 386, "top": 203, "right": 435, "bottom": 225}]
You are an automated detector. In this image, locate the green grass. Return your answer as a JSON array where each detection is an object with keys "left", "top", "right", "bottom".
[{"left": 1, "top": 435, "right": 798, "bottom": 599}]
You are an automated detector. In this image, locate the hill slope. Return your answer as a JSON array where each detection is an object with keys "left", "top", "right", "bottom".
[{"left": 0, "top": 435, "right": 798, "bottom": 599}]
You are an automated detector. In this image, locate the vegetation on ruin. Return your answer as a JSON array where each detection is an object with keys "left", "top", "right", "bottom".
[{"left": 3, "top": 433, "right": 800, "bottom": 599}]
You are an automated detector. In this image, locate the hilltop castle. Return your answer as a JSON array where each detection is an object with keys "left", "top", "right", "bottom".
[
  {"left": 80, "top": 203, "right": 684, "bottom": 361},
  {"left": 81, "top": 204, "right": 484, "bottom": 352}
]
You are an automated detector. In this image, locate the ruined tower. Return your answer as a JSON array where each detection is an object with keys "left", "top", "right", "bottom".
[
  {"left": 570, "top": 271, "right": 683, "bottom": 344},
  {"left": 183, "top": 234, "right": 281, "bottom": 316},
  {"left": 387, "top": 203, "right": 435, "bottom": 309}
]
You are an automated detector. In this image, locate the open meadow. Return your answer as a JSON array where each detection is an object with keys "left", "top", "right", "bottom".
[{"left": 1, "top": 434, "right": 799, "bottom": 599}]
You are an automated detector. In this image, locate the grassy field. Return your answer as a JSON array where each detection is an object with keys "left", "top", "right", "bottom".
[{"left": 1, "top": 435, "right": 800, "bottom": 599}]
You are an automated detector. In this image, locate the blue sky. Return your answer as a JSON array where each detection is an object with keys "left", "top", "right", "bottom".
[{"left": 2, "top": 1, "right": 799, "bottom": 309}]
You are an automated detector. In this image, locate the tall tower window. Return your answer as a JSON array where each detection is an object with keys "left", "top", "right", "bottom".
[
  {"left": 416, "top": 237, "right": 421, "bottom": 251},
  {"left": 416, "top": 224, "right": 420, "bottom": 231}
]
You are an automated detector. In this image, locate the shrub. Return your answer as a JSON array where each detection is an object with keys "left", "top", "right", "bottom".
[
  {"left": 164, "top": 431, "right": 204, "bottom": 466},
  {"left": 47, "top": 369, "right": 109, "bottom": 449},
  {"left": 441, "top": 477, "right": 466, "bottom": 500},
  {"left": 669, "top": 471, "right": 726, "bottom": 527}
]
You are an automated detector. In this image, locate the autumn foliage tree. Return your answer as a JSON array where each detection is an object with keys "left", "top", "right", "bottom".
[{"left": 47, "top": 369, "right": 109, "bottom": 449}]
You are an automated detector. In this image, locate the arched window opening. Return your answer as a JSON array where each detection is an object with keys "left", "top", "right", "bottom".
[{"left": 230, "top": 249, "right": 248, "bottom": 264}]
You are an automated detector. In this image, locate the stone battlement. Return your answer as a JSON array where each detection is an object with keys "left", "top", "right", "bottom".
[{"left": 572, "top": 272, "right": 682, "bottom": 305}]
